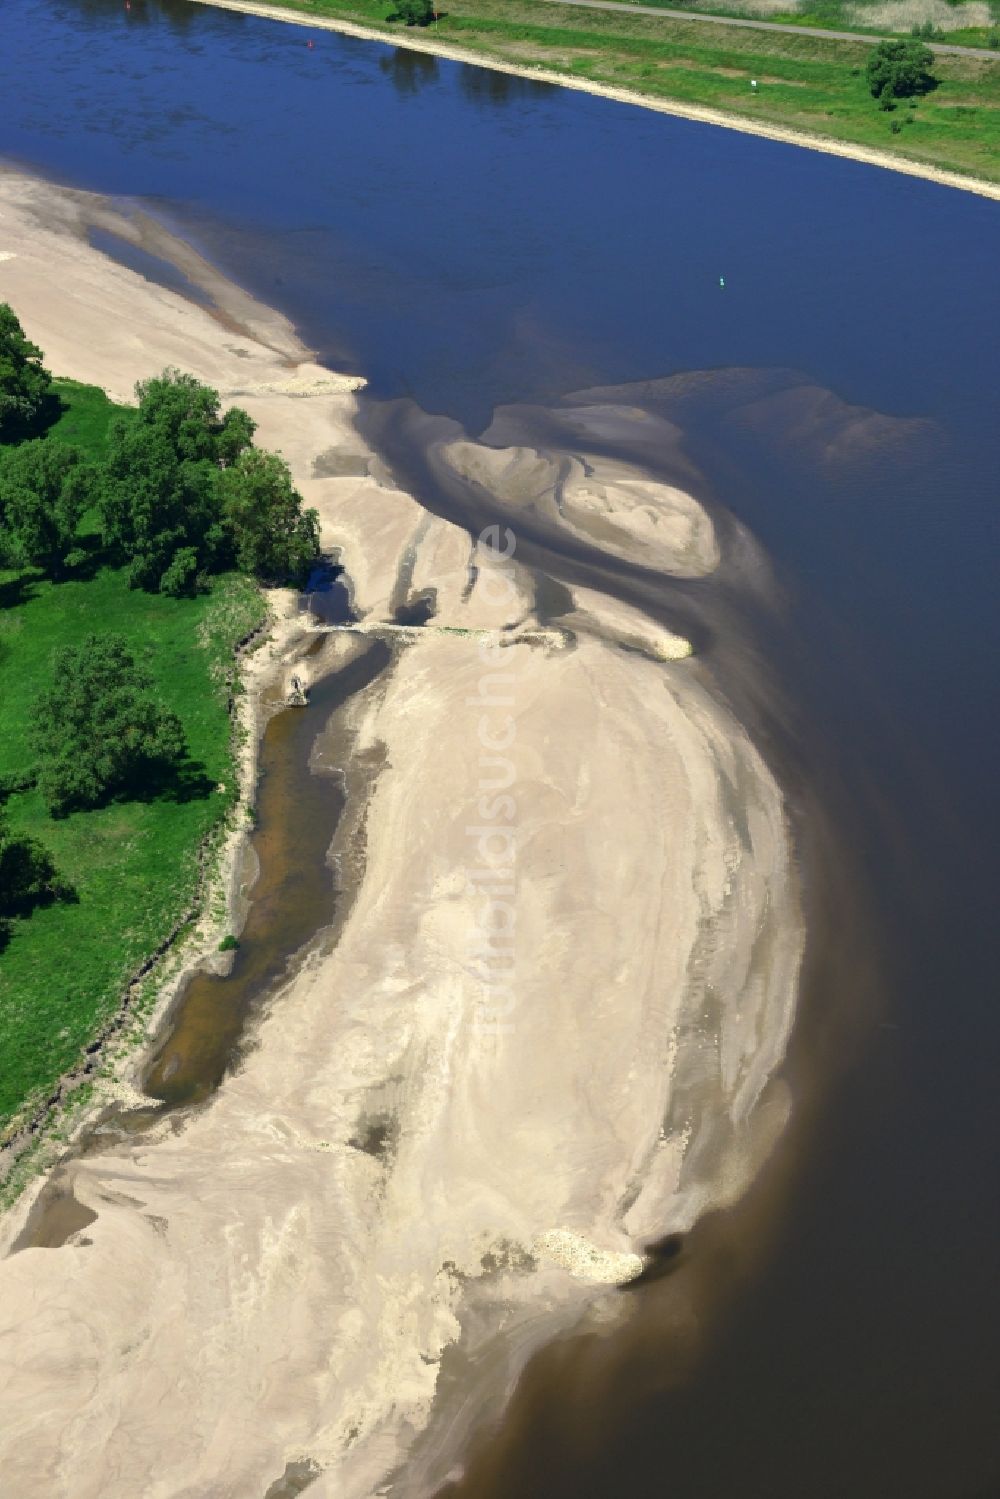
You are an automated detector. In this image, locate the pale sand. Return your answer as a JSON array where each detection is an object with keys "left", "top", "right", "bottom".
[
  {"left": 188, "top": 0, "right": 1000, "bottom": 203},
  {"left": 0, "top": 168, "right": 803, "bottom": 1496},
  {"left": 440, "top": 437, "right": 721, "bottom": 575}
]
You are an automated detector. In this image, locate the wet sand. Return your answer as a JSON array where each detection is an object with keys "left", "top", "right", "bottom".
[{"left": 0, "top": 167, "right": 803, "bottom": 1496}]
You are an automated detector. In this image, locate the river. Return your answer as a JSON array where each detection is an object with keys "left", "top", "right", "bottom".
[{"left": 1, "top": 1, "right": 999, "bottom": 1496}]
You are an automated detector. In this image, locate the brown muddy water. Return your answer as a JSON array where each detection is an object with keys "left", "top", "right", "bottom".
[
  {"left": 143, "top": 636, "right": 390, "bottom": 1110},
  {"left": 13, "top": 633, "right": 392, "bottom": 1250}
]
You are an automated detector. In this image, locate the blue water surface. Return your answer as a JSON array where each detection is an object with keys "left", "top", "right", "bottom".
[{"left": 2, "top": 0, "right": 998, "bottom": 426}]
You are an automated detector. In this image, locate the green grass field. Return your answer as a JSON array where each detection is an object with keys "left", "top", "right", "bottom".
[
  {"left": 264, "top": 0, "right": 1000, "bottom": 184},
  {"left": 0, "top": 381, "right": 265, "bottom": 1136}
]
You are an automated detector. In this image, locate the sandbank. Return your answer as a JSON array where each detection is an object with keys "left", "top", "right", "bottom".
[{"left": 0, "top": 167, "right": 803, "bottom": 1497}]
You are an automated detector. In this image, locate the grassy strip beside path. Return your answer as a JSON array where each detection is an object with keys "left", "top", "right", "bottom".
[
  {"left": 536, "top": 0, "right": 1000, "bottom": 53},
  {"left": 0, "top": 380, "right": 265, "bottom": 1135},
  {"left": 213, "top": 0, "right": 1000, "bottom": 186}
]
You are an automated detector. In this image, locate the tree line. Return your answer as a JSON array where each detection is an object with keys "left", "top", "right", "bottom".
[
  {"left": 0, "top": 305, "right": 322, "bottom": 932},
  {"left": 0, "top": 309, "right": 320, "bottom": 594}
]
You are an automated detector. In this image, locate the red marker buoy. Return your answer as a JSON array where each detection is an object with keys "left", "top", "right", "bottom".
[{"left": 307, "top": 39, "right": 314, "bottom": 48}]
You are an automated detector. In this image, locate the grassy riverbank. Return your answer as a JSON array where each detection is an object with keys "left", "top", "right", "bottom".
[
  {"left": 0, "top": 380, "right": 265, "bottom": 1136},
  {"left": 217, "top": 0, "right": 1000, "bottom": 185}
]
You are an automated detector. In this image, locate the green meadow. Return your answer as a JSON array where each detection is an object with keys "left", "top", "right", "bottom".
[{"left": 0, "top": 380, "right": 264, "bottom": 1135}]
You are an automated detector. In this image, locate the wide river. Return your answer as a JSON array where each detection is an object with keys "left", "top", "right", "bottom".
[{"left": 2, "top": 1, "right": 999, "bottom": 1496}]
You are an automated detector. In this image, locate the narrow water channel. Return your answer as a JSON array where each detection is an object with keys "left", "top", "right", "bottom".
[
  {"left": 12, "top": 633, "right": 393, "bottom": 1250},
  {"left": 144, "top": 638, "right": 391, "bottom": 1109}
]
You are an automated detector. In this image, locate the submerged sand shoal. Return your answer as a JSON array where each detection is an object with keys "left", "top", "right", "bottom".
[{"left": 0, "top": 168, "right": 803, "bottom": 1498}]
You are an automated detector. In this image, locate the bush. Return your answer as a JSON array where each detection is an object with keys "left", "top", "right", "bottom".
[
  {"left": 867, "top": 39, "right": 936, "bottom": 101},
  {"left": 218, "top": 933, "right": 240, "bottom": 952}
]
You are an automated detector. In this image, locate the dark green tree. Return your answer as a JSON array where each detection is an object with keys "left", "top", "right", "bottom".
[
  {"left": 217, "top": 448, "right": 320, "bottom": 584},
  {"left": 0, "top": 809, "right": 65, "bottom": 922},
  {"left": 29, "top": 634, "right": 186, "bottom": 816},
  {"left": 216, "top": 405, "right": 257, "bottom": 468},
  {"left": 866, "top": 39, "right": 935, "bottom": 101},
  {"left": 158, "top": 545, "right": 201, "bottom": 598},
  {"left": 89, "top": 370, "right": 256, "bottom": 593},
  {"left": 390, "top": 0, "right": 435, "bottom": 24},
  {"left": 0, "top": 439, "right": 86, "bottom": 575},
  {"left": 0, "top": 304, "right": 54, "bottom": 442}
]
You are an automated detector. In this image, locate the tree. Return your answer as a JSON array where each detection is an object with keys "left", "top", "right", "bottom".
[
  {"left": 55, "top": 367, "right": 314, "bottom": 593},
  {"left": 158, "top": 545, "right": 201, "bottom": 598},
  {"left": 29, "top": 634, "right": 186, "bottom": 816},
  {"left": 0, "top": 809, "right": 65, "bottom": 923},
  {"left": 216, "top": 405, "right": 257, "bottom": 468},
  {"left": 0, "top": 438, "right": 85, "bottom": 575},
  {"left": 216, "top": 448, "right": 320, "bottom": 584},
  {"left": 866, "top": 39, "right": 935, "bottom": 101},
  {"left": 390, "top": 0, "right": 435, "bottom": 24},
  {"left": 89, "top": 370, "right": 255, "bottom": 594},
  {"left": 0, "top": 304, "right": 54, "bottom": 442},
  {"left": 131, "top": 369, "right": 233, "bottom": 463}
]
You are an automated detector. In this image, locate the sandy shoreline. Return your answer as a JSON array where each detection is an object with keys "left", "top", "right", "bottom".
[
  {"left": 189, "top": 0, "right": 1000, "bottom": 203},
  {"left": 0, "top": 166, "right": 804, "bottom": 1497},
  {"left": 0, "top": 166, "right": 356, "bottom": 1167}
]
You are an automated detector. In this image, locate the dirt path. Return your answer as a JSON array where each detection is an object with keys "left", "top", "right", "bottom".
[{"left": 537, "top": 0, "right": 1000, "bottom": 59}]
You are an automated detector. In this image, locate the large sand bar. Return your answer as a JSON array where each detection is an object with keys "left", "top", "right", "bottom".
[{"left": 0, "top": 169, "right": 802, "bottom": 1497}]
